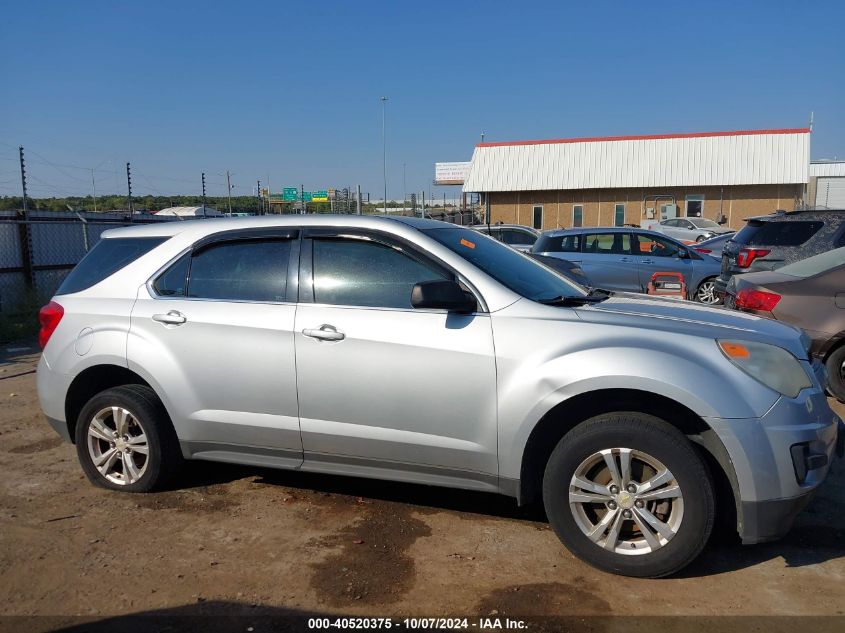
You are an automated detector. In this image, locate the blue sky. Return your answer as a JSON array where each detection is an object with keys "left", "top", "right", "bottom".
[{"left": 1, "top": 1, "right": 843, "bottom": 200}]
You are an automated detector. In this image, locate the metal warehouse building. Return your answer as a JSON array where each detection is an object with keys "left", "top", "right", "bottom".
[{"left": 462, "top": 128, "right": 815, "bottom": 230}]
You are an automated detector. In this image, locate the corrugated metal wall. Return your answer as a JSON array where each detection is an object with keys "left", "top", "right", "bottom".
[{"left": 463, "top": 131, "right": 810, "bottom": 192}]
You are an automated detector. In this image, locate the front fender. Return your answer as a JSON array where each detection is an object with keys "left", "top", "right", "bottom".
[{"left": 495, "top": 337, "right": 778, "bottom": 481}]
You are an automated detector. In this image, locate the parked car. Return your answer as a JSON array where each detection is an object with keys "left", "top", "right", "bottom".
[
  {"left": 531, "top": 227, "right": 723, "bottom": 304},
  {"left": 473, "top": 223, "right": 539, "bottom": 252},
  {"left": 527, "top": 253, "right": 590, "bottom": 286},
  {"left": 653, "top": 217, "right": 735, "bottom": 243},
  {"left": 724, "top": 246, "right": 845, "bottom": 401},
  {"left": 37, "top": 216, "right": 842, "bottom": 578},
  {"left": 691, "top": 233, "right": 733, "bottom": 259},
  {"left": 715, "top": 209, "right": 845, "bottom": 297}
]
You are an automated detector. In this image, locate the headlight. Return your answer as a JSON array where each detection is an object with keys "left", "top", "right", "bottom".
[{"left": 717, "top": 339, "right": 811, "bottom": 398}]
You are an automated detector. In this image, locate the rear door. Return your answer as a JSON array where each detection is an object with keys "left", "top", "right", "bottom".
[
  {"left": 579, "top": 231, "right": 639, "bottom": 291},
  {"left": 128, "top": 229, "right": 303, "bottom": 465}
]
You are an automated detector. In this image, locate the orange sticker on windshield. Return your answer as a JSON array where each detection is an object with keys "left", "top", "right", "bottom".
[{"left": 460, "top": 238, "right": 476, "bottom": 249}]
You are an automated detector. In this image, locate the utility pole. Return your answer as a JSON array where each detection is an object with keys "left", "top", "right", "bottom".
[
  {"left": 356, "top": 184, "right": 362, "bottom": 215},
  {"left": 89, "top": 168, "right": 98, "bottom": 213},
  {"left": 17, "top": 146, "right": 34, "bottom": 288},
  {"left": 201, "top": 172, "right": 207, "bottom": 217},
  {"left": 19, "top": 146, "right": 28, "bottom": 218},
  {"left": 126, "top": 162, "right": 133, "bottom": 220},
  {"left": 257, "top": 179, "right": 262, "bottom": 215},
  {"left": 301, "top": 183, "right": 305, "bottom": 215},
  {"left": 226, "top": 170, "right": 233, "bottom": 215},
  {"left": 420, "top": 190, "right": 425, "bottom": 220},
  {"left": 403, "top": 162, "right": 407, "bottom": 212},
  {"left": 380, "top": 96, "right": 388, "bottom": 213}
]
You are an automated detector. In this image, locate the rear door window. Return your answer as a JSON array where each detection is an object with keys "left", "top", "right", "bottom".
[
  {"left": 746, "top": 221, "right": 823, "bottom": 246},
  {"left": 57, "top": 236, "right": 167, "bottom": 295},
  {"left": 188, "top": 239, "right": 291, "bottom": 302},
  {"left": 581, "top": 232, "right": 632, "bottom": 254}
]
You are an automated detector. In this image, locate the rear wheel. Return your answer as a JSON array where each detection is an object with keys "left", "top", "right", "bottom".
[
  {"left": 75, "top": 385, "right": 182, "bottom": 492},
  {"left": 542, "top": 413, "right": 715, "bottom": 577},
  {"left": 825, "top": 345, "right": 845, "bottom": 402}
]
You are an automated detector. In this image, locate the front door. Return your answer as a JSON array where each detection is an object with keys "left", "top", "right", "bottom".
[
  {"left": 128, "top": 232, "right": 303, "bottom": 466},
  {"left": 634, "top": 232, "right": 696, "bottom": 293},
  {"left": 293, "top": 230, "right": 498, "bottom": 485}
]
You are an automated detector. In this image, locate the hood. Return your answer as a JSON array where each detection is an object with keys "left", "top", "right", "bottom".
[
  {"left": 710, "top": 226, "right": 736, "bottom": 235},
  {"left": 575, "top": 292, "right": 809, "bottom": 359}
]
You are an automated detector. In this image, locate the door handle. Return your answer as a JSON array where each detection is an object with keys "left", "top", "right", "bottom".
[
  {"left": 302, "top": 324, "right": 345, "bottom": 341},
  {"left": 619, "top": 257, "right": 631, "bottom": 262},
  {"left": 641, "top": 259, "right": 653, "bottom": 264},
  {"left": 152, "top": 310, "right": 187, "bottom": 325}
]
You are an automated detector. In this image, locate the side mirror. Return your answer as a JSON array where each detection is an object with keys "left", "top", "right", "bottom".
[
  {"left": 678, "top": 249, "right": 689, "bottom": 259},
  {"left": 411, "top": 280, "right": 477, "bottom": 313}
]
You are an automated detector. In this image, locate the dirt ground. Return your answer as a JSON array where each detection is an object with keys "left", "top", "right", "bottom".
[{"left": 1, "top": 343, "right": 844, "bottom": 630}]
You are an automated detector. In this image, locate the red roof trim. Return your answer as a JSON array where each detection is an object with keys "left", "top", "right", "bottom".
[{"left": 476, "top": 128, "right": 811, "bottom": 148}]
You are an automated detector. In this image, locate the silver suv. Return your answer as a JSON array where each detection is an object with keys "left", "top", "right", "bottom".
[{"left": 36, "top": 216, "right": 843, "bottom": 578}]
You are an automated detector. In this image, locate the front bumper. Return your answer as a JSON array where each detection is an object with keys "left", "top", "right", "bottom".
[{"left": 705, "top": 388, "right": 841, "bottom": 544}]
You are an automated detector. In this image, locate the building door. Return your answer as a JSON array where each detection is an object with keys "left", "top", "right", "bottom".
[
  {"left": 532, "top": 205, "right": 543, "bottom": 229},
  {"left": 614, "top": 204, "right": 625, "bottom": 226},
  {"left": 685, "top": 195, "right": 704, "bottom": 218}
]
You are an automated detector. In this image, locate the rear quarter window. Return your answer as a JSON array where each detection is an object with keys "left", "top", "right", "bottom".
[
  {"left": 746, "top": 221, "right": 823, "bottom": 246},
  {"left": 56, "top": 237, "right": 167, "bottom": 295},
  {"left": 533, "top": 234, "right": 581, "bottom": 253}
]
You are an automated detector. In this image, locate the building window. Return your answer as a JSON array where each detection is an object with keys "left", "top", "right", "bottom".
[
  {"left": 573, "top": 205, "right": 583, "bottom": 227},
  {"left": 685, "top": 194, "right": 704, "bottom": 218},
  {"left": 614, "top": 203, "right": 625, "bottom": 226},
  {"left": 532, "top": 205, "right": 543, "bottom": 230}
]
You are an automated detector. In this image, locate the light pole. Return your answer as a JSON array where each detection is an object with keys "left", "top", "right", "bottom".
[
  {"left": 380, "top": 96, "right": 388, "bottom": 213},
  {"left": 403, "top": 162, "right": 407, "bottom": 212}
]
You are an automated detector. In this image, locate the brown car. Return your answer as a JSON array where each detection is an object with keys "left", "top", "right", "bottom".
[{"left": 725, "top": 247, "right": 845, "bottom": 401}]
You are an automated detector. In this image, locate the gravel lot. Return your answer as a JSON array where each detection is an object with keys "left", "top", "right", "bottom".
[{"left": 1, "top": 343, "right": 844, "bottom": 630}]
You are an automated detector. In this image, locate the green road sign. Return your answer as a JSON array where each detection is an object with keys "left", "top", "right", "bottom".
[
  {"left": 282, "top": 187, "right": 298, "bottom": 201},
  {"left": 312, "top": 190, "right": 328, "bottom": 202}
]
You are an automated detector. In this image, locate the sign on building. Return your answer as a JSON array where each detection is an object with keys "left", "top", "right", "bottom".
[{"left": 434, "top": 162, "right": 471, "bottom": 185}]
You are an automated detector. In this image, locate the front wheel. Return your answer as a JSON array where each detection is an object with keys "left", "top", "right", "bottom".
[
  {"left": 694, "top": 278, "right": 721, "bottom": 304},
  {"left": 542, "top": 413, "right": 715, "bottom": 577}
]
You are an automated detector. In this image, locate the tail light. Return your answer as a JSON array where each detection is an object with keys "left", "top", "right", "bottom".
[
  {"left": 736, "top": 247, "right": 771, "bottom": 268},
  {"left": 735, "top": 288, "right": 781, "bottom": 312},
  {"left": 693, "top": 247, "right": 712, "bottom": 254},
  {"left": 38, "top": 301, "right": 64, "bottom": 349}
]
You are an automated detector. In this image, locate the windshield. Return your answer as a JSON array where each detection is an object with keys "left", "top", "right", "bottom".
[
  {"left": 689, "top": 218, "right": 720, "bottom": 228},
  {"left": 424, "top": 227, "right": 587, "bottom": 301},
  {"left": 777, "top": 246, "right": 845, "bottom": 279}
]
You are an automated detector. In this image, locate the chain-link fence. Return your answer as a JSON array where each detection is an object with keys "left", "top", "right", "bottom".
[
  {"left": 0, "top": 207, "right": 487, "bottom": 321},
  {"left": 0, "top": 211, "right": 185, "bottom": 317}
]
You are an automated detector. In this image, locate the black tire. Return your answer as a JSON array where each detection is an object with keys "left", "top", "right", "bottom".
[
  {"left": 825, "top": 345, "right": 845, "bottom": 402},
  {"left": 695, "top": 235, "right": 707, "bottom": 243},
  {"left": 542, "top": 412, "right": 715, "bottom": 578},
  {"left": 74, "top": 385, "right": 182, "bottom": 492},
  {"left": 693, "top": 278, "right": 721, "bottom": 305}
]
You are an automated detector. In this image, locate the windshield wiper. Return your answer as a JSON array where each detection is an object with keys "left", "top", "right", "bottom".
[{"left": 537, "top": 288, "right": 611, "bottom": 306}]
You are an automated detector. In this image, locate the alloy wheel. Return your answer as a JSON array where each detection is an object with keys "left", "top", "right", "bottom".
[
  {"left": 568, "top": 448, "right": 684, "bottom": 555},
  {"left": 86, "top": 406, "right": 150, "bottom": 485},
  {"left": 695, "top": 281, "right": 719, "bottom": 304}
]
